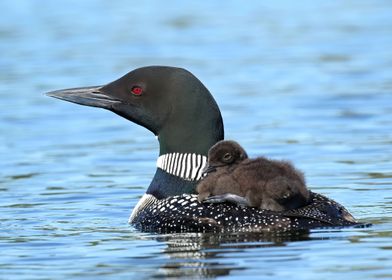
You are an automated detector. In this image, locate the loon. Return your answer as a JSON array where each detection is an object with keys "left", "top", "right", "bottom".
[
  {"left": 197, "top": 140, "right": 310, "bottom": 211},
  {"left": 47, "top": 66, "right": 360, "bottom": 233}
]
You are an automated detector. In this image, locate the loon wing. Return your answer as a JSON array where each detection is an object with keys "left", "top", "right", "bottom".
[{"left": 130, "top": 192, "right": 362, "bottom": 233}]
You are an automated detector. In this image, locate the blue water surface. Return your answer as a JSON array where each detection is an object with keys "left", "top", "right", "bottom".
[{"left": 1, "top": 0, "right": 392, "bottom": 279}]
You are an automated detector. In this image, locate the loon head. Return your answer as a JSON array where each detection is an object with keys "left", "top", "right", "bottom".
[
  {"left": 47, "top": 66, "right": 224, "bottom": 197},
  {"left": 203, "top": 140, "right": 249, "bottom": 174}
]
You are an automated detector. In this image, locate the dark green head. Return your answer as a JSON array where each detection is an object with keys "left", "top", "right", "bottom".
[{"left": 47, "top": 66, "right": 224, "bottom": 156}]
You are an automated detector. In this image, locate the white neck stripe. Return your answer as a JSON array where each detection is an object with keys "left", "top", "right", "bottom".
[{"left": 157, "top": 153, "right": 207, "bottom": 181}]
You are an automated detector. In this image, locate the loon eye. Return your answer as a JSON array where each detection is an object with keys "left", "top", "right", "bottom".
[
  {"left": 222, "top": 153, "right": 232, "bottom": 162},
  {"left": 131, "top": 86, "right": 143, "bottom": 96}
]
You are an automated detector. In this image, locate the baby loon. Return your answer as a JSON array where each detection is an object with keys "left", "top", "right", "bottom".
[
  {"left": 197, "top": 140, "right": 310, "bottom": 211},
  {"left": 47, "top": 66, "right": 359, "bottom": 233}
]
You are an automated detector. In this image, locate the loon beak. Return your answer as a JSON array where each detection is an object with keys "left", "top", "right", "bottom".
[
  {"left": 202, "top": 165, "right": 217, "bottom": 176},
  {"left": 46, "top": 86, "right": 121, "bottom": 109}
]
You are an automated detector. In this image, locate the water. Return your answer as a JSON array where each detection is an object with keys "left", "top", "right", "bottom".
[{"left": 1, "top": 0, "right": 391, "bottom": 279}]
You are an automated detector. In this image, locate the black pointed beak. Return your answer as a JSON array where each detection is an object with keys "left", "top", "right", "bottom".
[
  {"left": 46, "top": 86, "right": 121, "bottom": 109},
  {"left": 202, "top": 165, "right": 217, "bottom": 176}
]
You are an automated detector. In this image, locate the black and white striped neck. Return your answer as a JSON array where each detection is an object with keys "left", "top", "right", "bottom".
[
  {"left": 157, "top": 153, "right": 207, "bottom": 181},
  {"left": 146, "top": 153, "right": 208, "bottom": 199}
]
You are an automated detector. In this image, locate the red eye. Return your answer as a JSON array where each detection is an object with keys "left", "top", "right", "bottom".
[{"left": 131, "top": 86, "right": 143, "bottom": 96}]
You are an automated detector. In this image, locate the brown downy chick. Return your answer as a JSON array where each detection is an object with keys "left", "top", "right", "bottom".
[{"left": 197, "top": 140, "right": 310, "bottom": 211}]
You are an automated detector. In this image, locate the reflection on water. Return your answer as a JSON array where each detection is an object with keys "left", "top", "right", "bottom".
[
  {"left": 153, "top": 231, "right": 312, "bottom": 278},
  {"left": 1, "top": 0, "right": 392, "bottom": 279},
  {"left": 137, "top": 227, "right": 389, "bottom": 279}
]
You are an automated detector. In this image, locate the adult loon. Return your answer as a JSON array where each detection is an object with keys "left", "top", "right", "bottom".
[
  {"left": 197, "top": 140, "right": 310, "bottom": 211},
  {"left": 47, "top": 66, "right": 359, "bottom": 233}
]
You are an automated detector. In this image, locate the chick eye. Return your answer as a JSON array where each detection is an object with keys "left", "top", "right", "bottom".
[
  {"left": 131, "top": 86, "right": 143, "bottom": 96},
  {"left": 222, "top": 153, "right": 232, "bottom": 162}
]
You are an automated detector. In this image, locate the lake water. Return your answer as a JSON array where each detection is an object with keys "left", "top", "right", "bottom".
[{"left": 1, "top": 0, "right": 392, "bottom": 279}]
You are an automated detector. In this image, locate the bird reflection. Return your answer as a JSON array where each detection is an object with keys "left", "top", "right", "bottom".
[{"left": 149, "top": 230, "right": 312, "bottom": 278}]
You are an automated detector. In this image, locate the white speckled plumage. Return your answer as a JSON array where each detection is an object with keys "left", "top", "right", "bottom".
[{"left": 130, "top": 192, "right": 360, "bottom": 233}]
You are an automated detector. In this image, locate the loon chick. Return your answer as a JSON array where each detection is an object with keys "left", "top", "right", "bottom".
[
  {"left": 46, "top": 66, "right": 359, "bottom": 233},
  {"left": 197, "top": 140, "right": 310, "bottom": 211}
]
